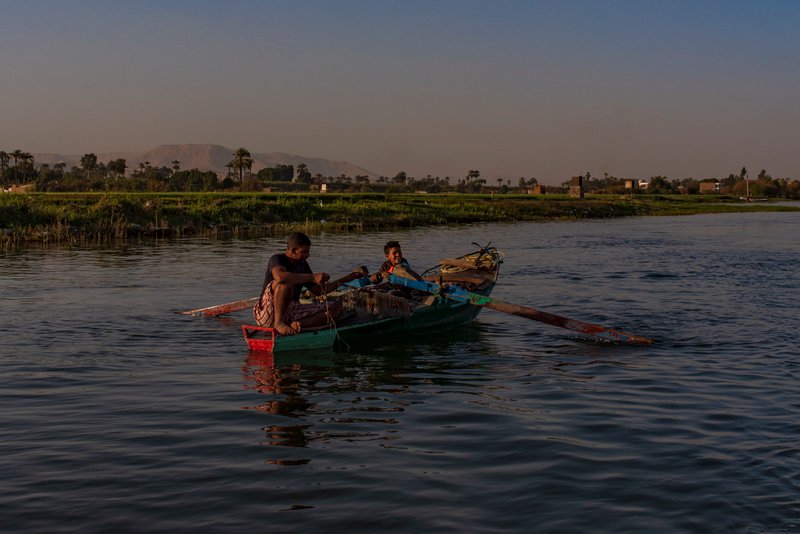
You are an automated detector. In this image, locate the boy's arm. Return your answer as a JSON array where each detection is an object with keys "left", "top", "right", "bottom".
[{"left": 370, "top": 261, "right": 393, "bottom": 283}]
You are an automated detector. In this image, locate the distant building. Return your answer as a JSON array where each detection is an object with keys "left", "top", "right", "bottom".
[
  {"left": 699, "top": 182, "right": 720, "bottom": 194},
  {"left": 624, "top": 180, "right": 638, "bottom": 190},
  {"left": 569, "top": 176, "right": 584, "bottom": 198},
  {"left": 530, "top": 184, "right": 545, "bottom": 195},
  {"left": 638, "top": 180, "right": 649, "bottom": 189}
]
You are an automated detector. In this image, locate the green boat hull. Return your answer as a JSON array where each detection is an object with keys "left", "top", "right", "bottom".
[{"left": 270, "top": 297, "right": 485, "bottom": 352}]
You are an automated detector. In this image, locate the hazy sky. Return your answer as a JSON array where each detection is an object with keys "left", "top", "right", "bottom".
[{"left": 2, "top": 0, "right": 798, "bottom": 184}]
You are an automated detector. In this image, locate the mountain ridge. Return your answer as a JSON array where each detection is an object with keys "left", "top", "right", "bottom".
[{"left": 33, "top": 144, "right": 380, "bottom": 179}]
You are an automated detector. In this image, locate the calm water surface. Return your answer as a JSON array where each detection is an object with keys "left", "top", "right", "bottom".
[{"left": 1, "top": 212, "right": 799, "bottom": 532}]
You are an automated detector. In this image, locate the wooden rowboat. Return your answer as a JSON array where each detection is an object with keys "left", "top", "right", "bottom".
[
  {"left": 182, "top": 243, "right": 652, "bottom": 347},
  {"left": 242, "top": 246, "right": 503, "bottom": 352}
]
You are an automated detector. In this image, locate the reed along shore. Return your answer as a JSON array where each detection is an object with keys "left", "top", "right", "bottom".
[{"left": 2, "top": 192, "right": 798, "bottom": 249}]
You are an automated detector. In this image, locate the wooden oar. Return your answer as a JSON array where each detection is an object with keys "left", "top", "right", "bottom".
[
  {"left": 480, "top": 299, "right": 654, "bottom": 344},
  {"left": 388, "top": 275, "right": 654, "bottom": 345},
  {"left": 178, "top": 279, "right": 373, "bottom": 318},
  {"left": 178, "top": 297, "right": 259, "bottom": 317}
]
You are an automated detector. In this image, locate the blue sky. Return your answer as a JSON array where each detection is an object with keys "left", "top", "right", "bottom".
[{"left": 1, "top": 0, "right": 798, "bottom": 184}]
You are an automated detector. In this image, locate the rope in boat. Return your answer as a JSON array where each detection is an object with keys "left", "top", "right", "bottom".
[
  {"left": 318, "top": 280, "right": 354, "bottom": 351},
  {"left": 313, "top": 266, "right": 371, "bottom": 350},
  {"left": 430, "top": 243, "right": 504, "bottom": 275}
]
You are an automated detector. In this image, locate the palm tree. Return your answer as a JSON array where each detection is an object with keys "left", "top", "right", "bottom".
[
  {"left": 18, "top": 152, "right": 34, "bottom": 182},
  {"left": 11, "top": 149, "right": 24, "bottom": 183},
  {"left": 81, "top": 153, "right": 98, "bottom": 180},
  {"left": 741, "top": 166, "right": 749, "bottom": 198},
  {"left": 229, "top": 148, "right": 253, "bottom": 191},
  {"left": 296, "top": 163, "right": 311, "bottom": 184},
  {"left": 0, "top": 151, "right": 9, "bottom": 186},
  {"left": 107, "top": 159, "right": 127, "bottom": 180}
]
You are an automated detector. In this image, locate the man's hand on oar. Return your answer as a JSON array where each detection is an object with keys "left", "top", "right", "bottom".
[{"left": 388, "top": 275, "right": 654, "bottom": 345}]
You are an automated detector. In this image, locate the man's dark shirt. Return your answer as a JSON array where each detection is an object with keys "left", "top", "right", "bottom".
[{"left": 262, "top": 253, "right": 313, "bottom": 301}]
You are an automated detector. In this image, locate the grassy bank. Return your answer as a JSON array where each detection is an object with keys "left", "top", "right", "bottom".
[{"left": 2, "top": 192, "right": 798, "bottom": 249}]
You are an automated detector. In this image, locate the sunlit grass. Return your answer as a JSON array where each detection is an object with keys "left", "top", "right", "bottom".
[{"left": 1, "top": 192, "right": 797, "bottom": 249}]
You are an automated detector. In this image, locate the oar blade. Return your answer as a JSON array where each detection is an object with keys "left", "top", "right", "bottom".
[
  {"left": 561, "top": 318, "right": 654, "bottom": 345},
  {"left": 486, "top": 300, "right": 654, "bottom": 345},
  {"left": 179, "top": 297, "right": 259, "bottom": 317}
]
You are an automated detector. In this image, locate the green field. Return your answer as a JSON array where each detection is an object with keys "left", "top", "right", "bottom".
[{"left": 2, "top": 192, "right": 798, "bottom": 249}]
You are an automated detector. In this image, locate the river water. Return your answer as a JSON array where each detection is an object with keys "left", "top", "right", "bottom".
[{"left": 1, "top": 211, "right": 799, "bottom": 532}]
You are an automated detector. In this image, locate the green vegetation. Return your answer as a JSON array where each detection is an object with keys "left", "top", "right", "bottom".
[
  {"left": 2, "top": 192, "right": 798, "bottom": 249},
  {"left": 3, "top": 146, "right": 799, "bottom": 249}
]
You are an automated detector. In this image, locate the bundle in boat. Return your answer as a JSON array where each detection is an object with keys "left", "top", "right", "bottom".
[{"left": 341, "top": 289, "right": 412, "bottom": 319}]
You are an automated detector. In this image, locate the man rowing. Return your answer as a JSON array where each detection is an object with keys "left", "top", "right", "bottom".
[{"left": 253, "top": 232, "right": 368, "bottom": 335}]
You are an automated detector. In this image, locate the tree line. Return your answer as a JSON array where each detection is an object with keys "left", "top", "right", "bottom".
[
  {"left": 568, "top": 166, "right": 800, "bottom": 198},
  {"left": 0, "top": 147, "right": 536, "bottom": 194},
  {"left": 3, "top": 147, "right": 799, "bottom": 198}
]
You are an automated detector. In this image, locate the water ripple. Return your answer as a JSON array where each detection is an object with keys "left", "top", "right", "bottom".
[{"left": 3, "top": 214, "right": 800, "bottom": 531}]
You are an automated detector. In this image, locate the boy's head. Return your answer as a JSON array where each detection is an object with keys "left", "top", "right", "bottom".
[
  {"left": 383, "top": 240, "right": 403, "bottom": 265},
  {"left": 286, "top": 232, "right": 312, "bottom": 261}
]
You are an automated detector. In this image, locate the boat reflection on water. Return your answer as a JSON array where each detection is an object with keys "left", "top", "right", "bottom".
[
  {"left": 242, "top": 351, "right": 318, "bottom": 465},
  {"left": 240, "top": 324, "right": 497, "bottom": 466}
]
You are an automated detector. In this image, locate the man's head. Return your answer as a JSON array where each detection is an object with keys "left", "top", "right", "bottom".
[
  {"left": 286, "top": 232, "right": 311, "bottom": 262},
  {"left": 383, "top": 240, "right": 403, "bottom": 266}
]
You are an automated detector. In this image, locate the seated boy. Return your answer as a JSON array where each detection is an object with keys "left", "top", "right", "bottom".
[
  {"left": 370, "top": 240, "right": 422, "bottom": 284},
  {"left": 254, "top": 232, "right": 368, "bottom": 335}
]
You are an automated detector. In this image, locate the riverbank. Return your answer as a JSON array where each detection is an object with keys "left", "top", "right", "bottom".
[{"left": 2, "top": 192, "right": 798, "bottom": 249}]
